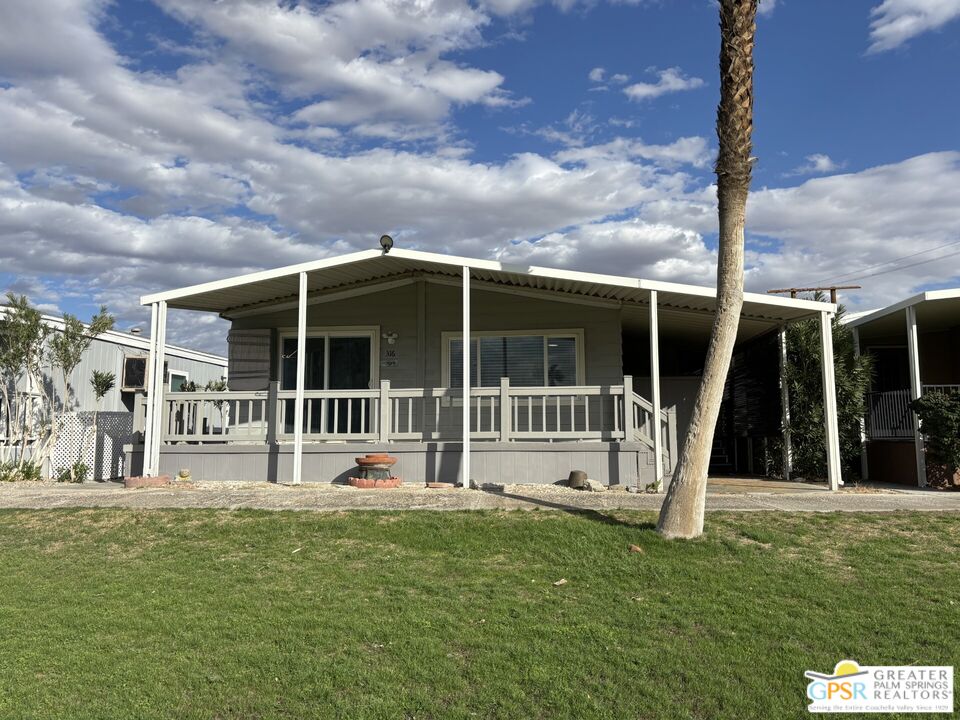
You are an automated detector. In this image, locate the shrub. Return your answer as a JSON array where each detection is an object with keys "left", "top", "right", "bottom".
[
  {"left": 911, "top": 392, "right": 960, "bottom": 484},
  {"left": 55, "top": 460, "right": 90, "bottom": 484},
  {"left": 0, "top": 460, "right": 43, "bottom": 482},
  {"left": 778, "top": 300, "right": 873, "bottom": 481}
]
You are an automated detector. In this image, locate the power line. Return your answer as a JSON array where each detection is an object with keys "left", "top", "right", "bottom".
[
  {"left": 840, "top": 247, "right": 960, "bottom": 283},
  {"left": 814, "top": 237, "right": 960, "bottom": 286}
]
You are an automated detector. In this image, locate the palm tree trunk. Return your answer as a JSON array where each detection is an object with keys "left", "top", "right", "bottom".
[{"left": 657, "top": 0, "right": 757, "bottom": 539}]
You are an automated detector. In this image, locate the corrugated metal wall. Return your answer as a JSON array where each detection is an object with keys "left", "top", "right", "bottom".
[{"left": 13, "top": 335, "right": 226, "bottom": 413}]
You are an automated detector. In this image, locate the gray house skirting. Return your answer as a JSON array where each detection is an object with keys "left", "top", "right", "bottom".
[{"left": 124, "top": 442, "right": 661, "bottom": 487}]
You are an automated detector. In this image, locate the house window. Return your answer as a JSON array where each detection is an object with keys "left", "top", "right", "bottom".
[
  {"left": 168, "top": 370, "right": 189, "bottom": 392},
  {"left": 446, "top": 331, "right": 583, "bottom": 388},
  {"left": 278, "top": 330, "right": 376, "bottom": 391},
  {"left": 278, "top": 329, "right": 377, "bottom": 434}
]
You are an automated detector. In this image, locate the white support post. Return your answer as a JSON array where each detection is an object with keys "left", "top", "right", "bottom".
[
  {"left": 649, "top": 290, "right": 663, "bottom": 489},
  {"left": 462, "top": 266, "right": 471, "bottom": 488},
  {"left": 292, "top": 271, "right": 307, "bottom": 485},
  {"left": 142, "top": 302, "right": 159, "bottom": 476},
  {"left": 905, "top": 306, "right": 927, "bottom": 487},
  {"left": 820, "top": 311, "right": 842, "bottom": 491},
  {"left": 851, "top": 327, "right": 869, "bottom": 481},
  {"left": 153, "top": 300, "right": 167, "bottom": 478},
  {"left": 778, "top": 327, "right": 793, "bottom": 480}
]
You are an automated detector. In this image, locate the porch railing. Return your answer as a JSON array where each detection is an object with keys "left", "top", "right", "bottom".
[
  {"left": 158, "top": 376, "right": 677, "bottom": 469},
  {"left": 865, "top": 385, "right": 960, "bottom": 440}
]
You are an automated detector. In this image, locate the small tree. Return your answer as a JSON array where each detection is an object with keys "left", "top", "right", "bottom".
[
  {"left": 91, "top": 370, "right": 116, "bottom": 406},
  {"left": 49, "top": 307, "right": 114, "bottom": 445},
  {"left": 0, "top": 294, "right": 52, "bottom": 471},
  {"left": 75, "top": 369, "right": 117, "bottom": 482},
  {"left": 779, "top": 298, "right": 873, "bottom": 481},
  {"left": 911, "top": 392, "right": 960, "bottom": 487},
  {"left": 50, "top": 308, "right": 114, "bottom": 410}
]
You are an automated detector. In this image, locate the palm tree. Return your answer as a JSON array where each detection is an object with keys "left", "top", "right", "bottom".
[{"left": 657, "top": 0, "right": 758, "bottom": 539}]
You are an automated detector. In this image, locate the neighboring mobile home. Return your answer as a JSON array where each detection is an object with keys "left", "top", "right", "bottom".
[
  {"left": 0, "top": 308, "right": 227, "bottom": 479},
  {"left": 130, "top": 248, "right": 843, "bottom": 489},
  {"left": 0, "top": 308, "right": 227, "bottom": 419},
  {"left": 846, "top": 289, "right": 960, "bottom": 486}
]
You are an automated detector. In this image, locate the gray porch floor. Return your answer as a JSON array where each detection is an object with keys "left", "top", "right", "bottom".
[{"left": 1, "top": 481, "right": 958, "bottom": 513}]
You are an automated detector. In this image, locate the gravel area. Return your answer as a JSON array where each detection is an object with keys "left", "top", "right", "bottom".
[{"left": 0, "top": 481, "right": 958, "bottom": 513}]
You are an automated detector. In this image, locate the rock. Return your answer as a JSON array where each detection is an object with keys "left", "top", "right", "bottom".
[
  {"left": 583, "top": 478, "right": 606, "bottom": 492},
  {"left": 628, "top": 544, "right": 644, "bottom": 554},
  {"left": 568, "top": 470, "right": 587, "bottom": 489}
]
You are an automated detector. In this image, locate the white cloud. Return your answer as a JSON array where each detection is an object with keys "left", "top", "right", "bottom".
[
  {"left": 785, "top": 153, "right": 845, "bottom": 177},
  {"left": 0, "top": 0, "right": 956, "bottom": 353},
  {"left": 623, "top": 67, "right": 705, "bottom": 102},
  {"left": 647, "top": 152, "right": 960, "bottom": 309},
  {"left": 496, "top": 219, "right": 716, "bottom": 284},
  {"left": 758, "top": 0, "right": 778, "bottom": 16},
  {"left": 868, "top": 0, "right": 960, "bottom": 53},
  {"left": 588, "top": 67, "right": 605, "bottom": 82}
]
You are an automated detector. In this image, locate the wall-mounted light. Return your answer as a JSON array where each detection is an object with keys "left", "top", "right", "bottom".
[
  {"left": 380, "top": 234, "right": 393, "bottom": 254},
  {"left": 382, "top": 332, "right": 398, "bottom": 345}
]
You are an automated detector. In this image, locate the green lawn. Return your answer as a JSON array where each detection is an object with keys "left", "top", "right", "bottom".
[{"left": 0, "top": 509, "right": 957, "bottom": 719}]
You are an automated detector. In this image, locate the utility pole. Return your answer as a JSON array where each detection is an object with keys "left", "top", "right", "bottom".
[{"left": 767, "top": 285, "right": 861, "bottom": 304}]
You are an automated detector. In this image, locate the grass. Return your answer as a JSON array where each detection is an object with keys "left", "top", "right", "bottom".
[{"left": 0, "top": 509, "right": 957, "bottom": 719}]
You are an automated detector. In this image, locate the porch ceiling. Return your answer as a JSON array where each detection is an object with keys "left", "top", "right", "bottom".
[{"left": 141, "top": 248, "right": 833, "bottom": 333}]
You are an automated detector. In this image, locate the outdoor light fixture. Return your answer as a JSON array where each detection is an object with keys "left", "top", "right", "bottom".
[
  {"left": 380, "top": 234, "right": 393, "bottom": 254},
  {"left": 382, "top": 332, "right": 398, "bottom": 345}
]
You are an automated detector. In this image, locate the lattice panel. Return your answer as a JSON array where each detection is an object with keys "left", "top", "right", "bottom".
[{"left": 53, "top": 412, "right": 133, "bottom": 480}]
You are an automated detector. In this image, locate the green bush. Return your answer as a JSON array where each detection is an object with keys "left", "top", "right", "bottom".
[
  {"left": 55, "top": 461, "right": 90, "bottom": 484},
  {"left": 778, "top": 300, "right": 873, "bottom": 481},
  {"left": 0, "top": 461, "right": 43, "bottom": 482},
  {"left": 911, "top": 392, "right": 960, "bottom": 480}
]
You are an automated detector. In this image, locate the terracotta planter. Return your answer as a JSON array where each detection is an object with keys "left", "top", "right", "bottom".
[{"left": 349, "top": 453, "right": 401, "bottom": 488}]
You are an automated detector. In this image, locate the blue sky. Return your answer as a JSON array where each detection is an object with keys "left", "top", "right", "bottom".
[{"left": 0, "top": 0, "right": 958, "bottom": 351}]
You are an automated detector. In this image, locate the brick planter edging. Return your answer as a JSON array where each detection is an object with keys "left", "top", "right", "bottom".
[
  {"left": 348, "top": 476, "right": 402, "bottom": 489},
  {"left": 124, "top": 475, "right": 172, "bottom": 489}
]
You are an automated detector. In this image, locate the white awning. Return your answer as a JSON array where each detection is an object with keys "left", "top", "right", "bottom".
[{"left": 141, "top": 248, "right": 834, "bottom": 339}]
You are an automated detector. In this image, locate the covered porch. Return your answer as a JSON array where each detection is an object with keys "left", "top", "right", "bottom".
[
  {"left": 133, "top": 248, "right": 840, "bottom": 488},
  {"left": 848, "top": 289, "right": 960, "bottom": 486}
]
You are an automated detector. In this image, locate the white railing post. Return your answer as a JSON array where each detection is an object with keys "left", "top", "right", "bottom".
[
  {"left": 906, "top": 305, "right": 927, "bottom": 487},
  {"left": 649, "top": 290, "right": 663, "bottom": 487},
  {"left": 267, "top": 381, "right": 279, "bottom": 443},
  {"left": 820, "top": 311, "right": 842, "bottom": 491},
  {"left": 499, "top": 376, "right": 510, "bottom": 442},
  {"left": 379, "top": 380, "right": 391, "bottom": 442},
  {"left": 292, "top": 271, "right": 307, "bottom": 485},
  {"left": 622, "top": 375, "right": 634, "bottom": 442}
]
